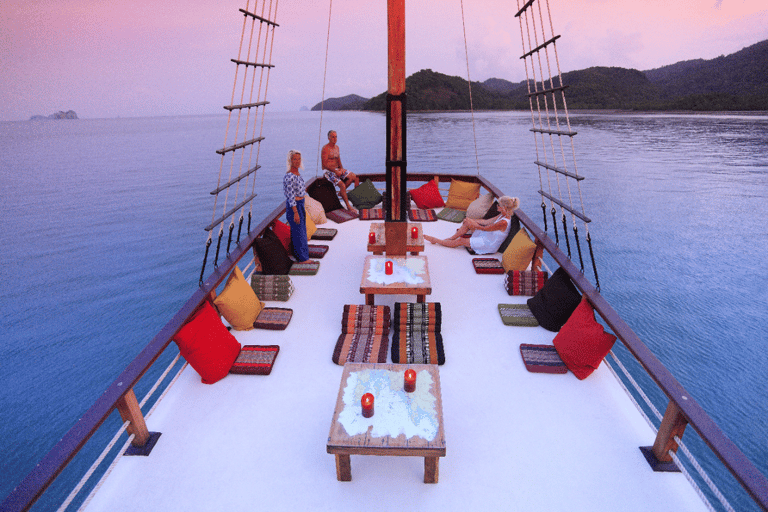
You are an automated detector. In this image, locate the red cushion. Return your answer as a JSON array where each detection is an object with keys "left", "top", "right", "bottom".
[
  {"left": 409, "top": 180, "right": 445, "bottom": 209},
  {"left": 174, "top": 301, "right": 242, "bottom": 384},
  {"left": 553, "top": 297, "right": 616, "bottom": 380},
  {"left": 272, "top": 220, "right": 291, "bottom": 252}
]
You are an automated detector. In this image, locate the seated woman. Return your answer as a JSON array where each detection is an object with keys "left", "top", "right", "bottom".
[{"left": 424, "top": 196, "right": 519, "bottom": 254}]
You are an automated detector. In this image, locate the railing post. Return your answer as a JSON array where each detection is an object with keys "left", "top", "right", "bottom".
[
  {"left": 641, "top": 401, "right": 688, "bottom": 472},
  {"left": 116, "top": 389, "right": 150, "bottom": 447}
]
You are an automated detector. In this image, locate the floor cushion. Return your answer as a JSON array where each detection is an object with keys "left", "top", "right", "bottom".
[
  {"left": 437, "top": 207, "right": 466, "bottom": 223},
  {"left": 360, "top": 208, "right": 385, "bottom": 221},
  {"left": 307, "top": 177, "right": 343, "bottom": 212},
  {"left": 444, "top": 179, "right": 480, "bottom": 210},
  {"left": 527, "top": 267, "right": 582, "bottom": 332},
  {"left": 341, "top": 304, "right": 391, "bottom": 335},
  {"left": 498, "top": 303, "right": 539, "bottom": 327},
  {"left": 391, "top": 330, "right": 445, "bottom": 365},
  {"left": 347, "top": 178, "right": 382, "bottom": 210},
  {"left": 553, "top": 297, "right": 617, "bottom": 380},
  {"left": 174, "top": 301, "right": 241, "bottom": 384},
  {"left": 229, "top": 345, "right": 280, "bottom": 375},
  {"left": 213, "top": 266, "right": 264, "bottom": 331},
  {"left": 409, "top": 179, "right": 445, "bottom": 209},
  {"left": 254, "top": 229, "right": 293, "bottom": 275},
  {"left": 250, "top": 274, "right": 294, "bottom": 301},
  {"left": 311, "top": 227, "right": 337, "bottom": 240},
  {"left": 473, "top": 258, "right": 505, "bottom": 274},
  {"left": 332, "top": 332, "right": 389, "bottom": 365},
  {"left": 519, "top": 344, "right": 568, "bottom": 374},
  {"left": 326, "top": 208, "right": 358, "bottom": 223},
  {"left": 308, "top": 244, "right": 329, "bottom": 259},
  {"left": 502, "top": 228, "right": 537, "bottom": 272},
  {"left": 288, "top": 260, "right": 320, "bottom": 275},
  {"left": 408, "top": 208, "right": 438, "bottom": 222},
  {"left": 253, "top": 307, "right": 293, "bottom": 330}
]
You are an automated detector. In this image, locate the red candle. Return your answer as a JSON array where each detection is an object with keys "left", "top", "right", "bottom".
[
  {"left": 411, "top": 226, "right": 418, "bottom": 239},
  {"left": 361, "top": 393, "right": 374, "bottom": 418},
  {"left": 369, "top": 231, "right": 376, "bottom": 244},
  {"left": 404, "top": 369, "right": 416, "bottom": 392},
  {"left": 385, "top": 260, "right": 393, "bottom": 275}
]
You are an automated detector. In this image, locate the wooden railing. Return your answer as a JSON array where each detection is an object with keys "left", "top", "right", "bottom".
[{"left": 3, "top": 173, "right": 766, "bottom": 512}]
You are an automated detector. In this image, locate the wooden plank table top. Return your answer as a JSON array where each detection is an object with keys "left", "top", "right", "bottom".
[
  {"left": 367, "top": 222, "right": 424, "bottom": 255},
  {"left": 326, "top": 363, "right": 446, "bottom": 483},
  {"left": 359, "top": 255, "right": 432, "bottom": 305}
]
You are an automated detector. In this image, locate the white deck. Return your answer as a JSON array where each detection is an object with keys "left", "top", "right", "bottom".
[{"left": 86, "top": 216, "right": 706, "bottom": 511}]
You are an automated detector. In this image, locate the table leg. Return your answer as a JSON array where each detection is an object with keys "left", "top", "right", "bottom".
[
  {"left": 424, "top": 457, "right": 439, "bottom": 483},
  {"left": 335, "top": 454, "right": 352, "bottom": 481},
  {"left": 366, "top": 294, "right": 375, "bottom": 305},
  {"left": 417, "top": 295, "right": 425, "bottom": 303}
]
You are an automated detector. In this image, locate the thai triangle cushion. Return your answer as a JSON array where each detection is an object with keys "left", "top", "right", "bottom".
[
  {"left": 174, "top": 301, "right": 241, "bottom": 384},
  {"left": 444, "top": 179, "right": 481, "bottom": 210},
  {"left": 527, "top": 266, "right": 582, "bottom": 332},
  {"left": 553, "top": 297, "right": 617, "bottom": 379},
  {"left": 213, "top": 266, "right": 264, "bottom": 331}
]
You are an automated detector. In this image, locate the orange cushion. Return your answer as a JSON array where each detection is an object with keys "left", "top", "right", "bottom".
[
  {"left": 444, "top": 179, "right": 480, "bottom": 210},
  {"left": 174, "top": 302, "right": 241, "bottom": 384},
  {"left": 553, "top": 297, "right": 617, "bottom": 380},
  {"left": 214, "top": 267, "right": 264, "bottom": 331},
  {"left": 409, "top": 179, "right": 445, "bottom": 209},
  {"left": 502, "top": 229, "right": 537, "bottom": 272}
]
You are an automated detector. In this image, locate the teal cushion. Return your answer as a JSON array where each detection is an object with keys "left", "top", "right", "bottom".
[{"left": 347, "top": 179, "right": 382, "bottom": 209}]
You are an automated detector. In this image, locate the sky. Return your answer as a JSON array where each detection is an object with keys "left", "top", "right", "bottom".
[{"left": 1, "top": 0, "right": 766, "bottom": 121}]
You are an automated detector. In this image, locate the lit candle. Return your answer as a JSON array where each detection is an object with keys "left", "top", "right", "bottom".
[
  {"left": 385, "top": 260, "right": 393, "bottom": 275},
  {"left": 361, "top": 393, "right": 374, "bottom": 418},
  {"left": 411, "top": 226, "right": 418, "bottom": 239},
  {"left": 369, "top": 231, "right": 376, "bottom": 244},
  {"left": 404, "top": 369, "right": 416, "bottom": 392}
]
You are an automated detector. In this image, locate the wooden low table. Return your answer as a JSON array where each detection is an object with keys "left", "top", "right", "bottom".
[
  {"left": 367, "top": 222, "right": 424, "bottom": 255},
  {"left": 327, "top": 363, "right": 446, "bottom": 483},
  {"left": 359, "top": 255, "right": 431, "bottom": 305}
]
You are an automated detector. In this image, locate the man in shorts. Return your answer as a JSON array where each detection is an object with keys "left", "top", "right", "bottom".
[{"left": 321, "top": 130, "right": 360, "bottom": 212}]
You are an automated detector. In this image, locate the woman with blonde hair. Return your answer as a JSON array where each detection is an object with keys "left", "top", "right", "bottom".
[
  {"left": 282, "top": 149, "right": 310, "bottom": 262},
  {"left": 424, "top": 196, "right": 520, "bottom": 254}
]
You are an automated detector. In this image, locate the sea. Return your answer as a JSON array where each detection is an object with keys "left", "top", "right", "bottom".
[{"left": 1, "top": 111, "right": 766, "bottom": 511}]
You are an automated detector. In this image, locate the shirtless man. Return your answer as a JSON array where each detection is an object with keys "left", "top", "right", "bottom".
[{"left": 321, "top": 130, "right": 360, "bottom": 212}]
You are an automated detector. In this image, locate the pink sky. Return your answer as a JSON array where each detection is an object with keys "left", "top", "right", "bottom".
[{"left": 1, "top": 0, "right": 766, "bottom": 121}]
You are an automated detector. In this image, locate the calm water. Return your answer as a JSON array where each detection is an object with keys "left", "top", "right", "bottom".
[{"left": 1, "top": 111, "right": 766, "bottom": 511}]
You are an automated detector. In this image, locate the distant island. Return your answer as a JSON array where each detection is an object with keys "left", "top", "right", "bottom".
[
  {"left": 30, "top": 110, "right": 79, "bottom": 121},
  {"left": 311, "top": 39, "right": 768, "bottom": 112}
]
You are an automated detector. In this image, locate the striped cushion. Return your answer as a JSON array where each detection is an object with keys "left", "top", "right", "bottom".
[
  {"left": 253, "top": 307, "right": 292, "bottom": 330},
  {"left": 288, "top": 261, "right": 320, "bottom": 275},
  {"left": 392, "top": 329, "right": 445, "bottom": 365},
  {"left": 326, "top": 208, "right": 358, "bottom": 223},
  {"left": 229, "top": 345, "right": 279, "bottom": 375},
  {"left": 332, "top": 332, "right": 389, "bottom": 365},
  {"left": 341, "top": 305, "right": 391, "bottom": 335},
  {"left": 360, "top": 208, "right": 385, "bottom": 221},
  {"left": 505, "top": 270, "right": 549, "bottom": 296},
  {"left": 250, "top": 275, "right": 294, "bottom": 301},
  {"left": 308, "top": 244, "right": 329, "bottom": 259},
  {"left": 473, "top": 258, "right": 504, "bottom": 274},
  {"left": 498, "top": 304, "right": 539, "bottom": 327},
  {"left": 393, "top": 302, "right": 441, "bottom": 330},
  {"left": 311, "top": 228, "right": 337, "bottom": 240},
  {"left": 519, "top": 344, "right": 567, "bottom": 374},
  {"left": 408, "top": 209, "right": 438, "bottom": 222},
  {"left": 437, "top": 207, "right": 466, "bottom": 223}
]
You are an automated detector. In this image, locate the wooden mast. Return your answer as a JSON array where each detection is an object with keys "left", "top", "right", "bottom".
[{"left": 385, "top": 0, "right": 407, "bottom": 255}]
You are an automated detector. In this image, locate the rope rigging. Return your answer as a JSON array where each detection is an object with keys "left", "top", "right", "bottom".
[
  {"left": 515, "top": 0, "right": 600, "bottom": 290},
  {"left": 316, "top": 0, "right": 334, "bottom": 177},
  {"left": 459, "top": 0, "right": 480, "bottom": 175},
  {"left": 200, "top": 0, "right": 279, "bottom": 284}
]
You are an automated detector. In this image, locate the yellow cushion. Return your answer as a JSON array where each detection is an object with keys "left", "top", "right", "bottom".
[
  {"left": 305, "top": 210, "right": 317, "bottom": 240},
  {"left": 213, "top": 266, "right": 264, "bottom": 331},
  {"left": 502, "top": 229, "right": 538, "bottom": 272},
  {"left": 444, "top": 179, "right": 481, "bottom": 210}
]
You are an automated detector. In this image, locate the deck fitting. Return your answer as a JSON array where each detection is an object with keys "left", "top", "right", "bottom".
[
  {"left": 124, "top": 432, "right": 162, "bottom": 457},
  {"left": 639, "top": 446, "right": 681, "bottom": 473}
]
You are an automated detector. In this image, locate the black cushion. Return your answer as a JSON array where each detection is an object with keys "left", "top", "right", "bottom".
[
  {"left": 307, "top": 178, "right": 343, "bottom": 213},
  {"left": 254, "top": 229, "right": 293, "bottom": 275},
  {"left": 483, "top": 201, "right": 500, "bottom": 219},
  {"left": 527, "top": 267, "right": 581, "bottom": 332}
]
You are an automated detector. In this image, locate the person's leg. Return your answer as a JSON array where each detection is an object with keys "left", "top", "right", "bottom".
[
  {"left": 338, "top": 181, "right": 356, "bottom": 212},
  {"left": 288, "top": 200, "right": 310, "bottom": 262},
  {"left": 423, "top": 234, "right": 471, "bottom": 248}
]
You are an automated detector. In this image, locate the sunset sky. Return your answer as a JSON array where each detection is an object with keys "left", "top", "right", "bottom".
[{"left": 2, "top": 0, "right": 766, "bottom": 121}]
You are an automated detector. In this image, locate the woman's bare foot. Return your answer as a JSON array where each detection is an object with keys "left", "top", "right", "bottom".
[{"left": 424, "top": 235, "right": 438, "bottom": 245}]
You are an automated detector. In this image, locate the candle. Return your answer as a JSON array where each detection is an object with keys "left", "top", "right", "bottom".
[
  {"left": 411, "top": 226, "right": 418, "bottom": 239},
  {"left": 404, "top": 369, "right": 416, "bottom": 392},
  {"left": 385, "top": 260, "right": 393, "bottom": 275},
  {"left": 361, "top": 393, "right": 374, "bottom": 418},
  {"left": 369, "top": 231, "right": 376, "bottom": 244}
]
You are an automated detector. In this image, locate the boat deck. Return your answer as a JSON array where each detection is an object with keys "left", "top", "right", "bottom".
[{"left": 85, "top": 215, "right": 706, "bottom": 511}]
